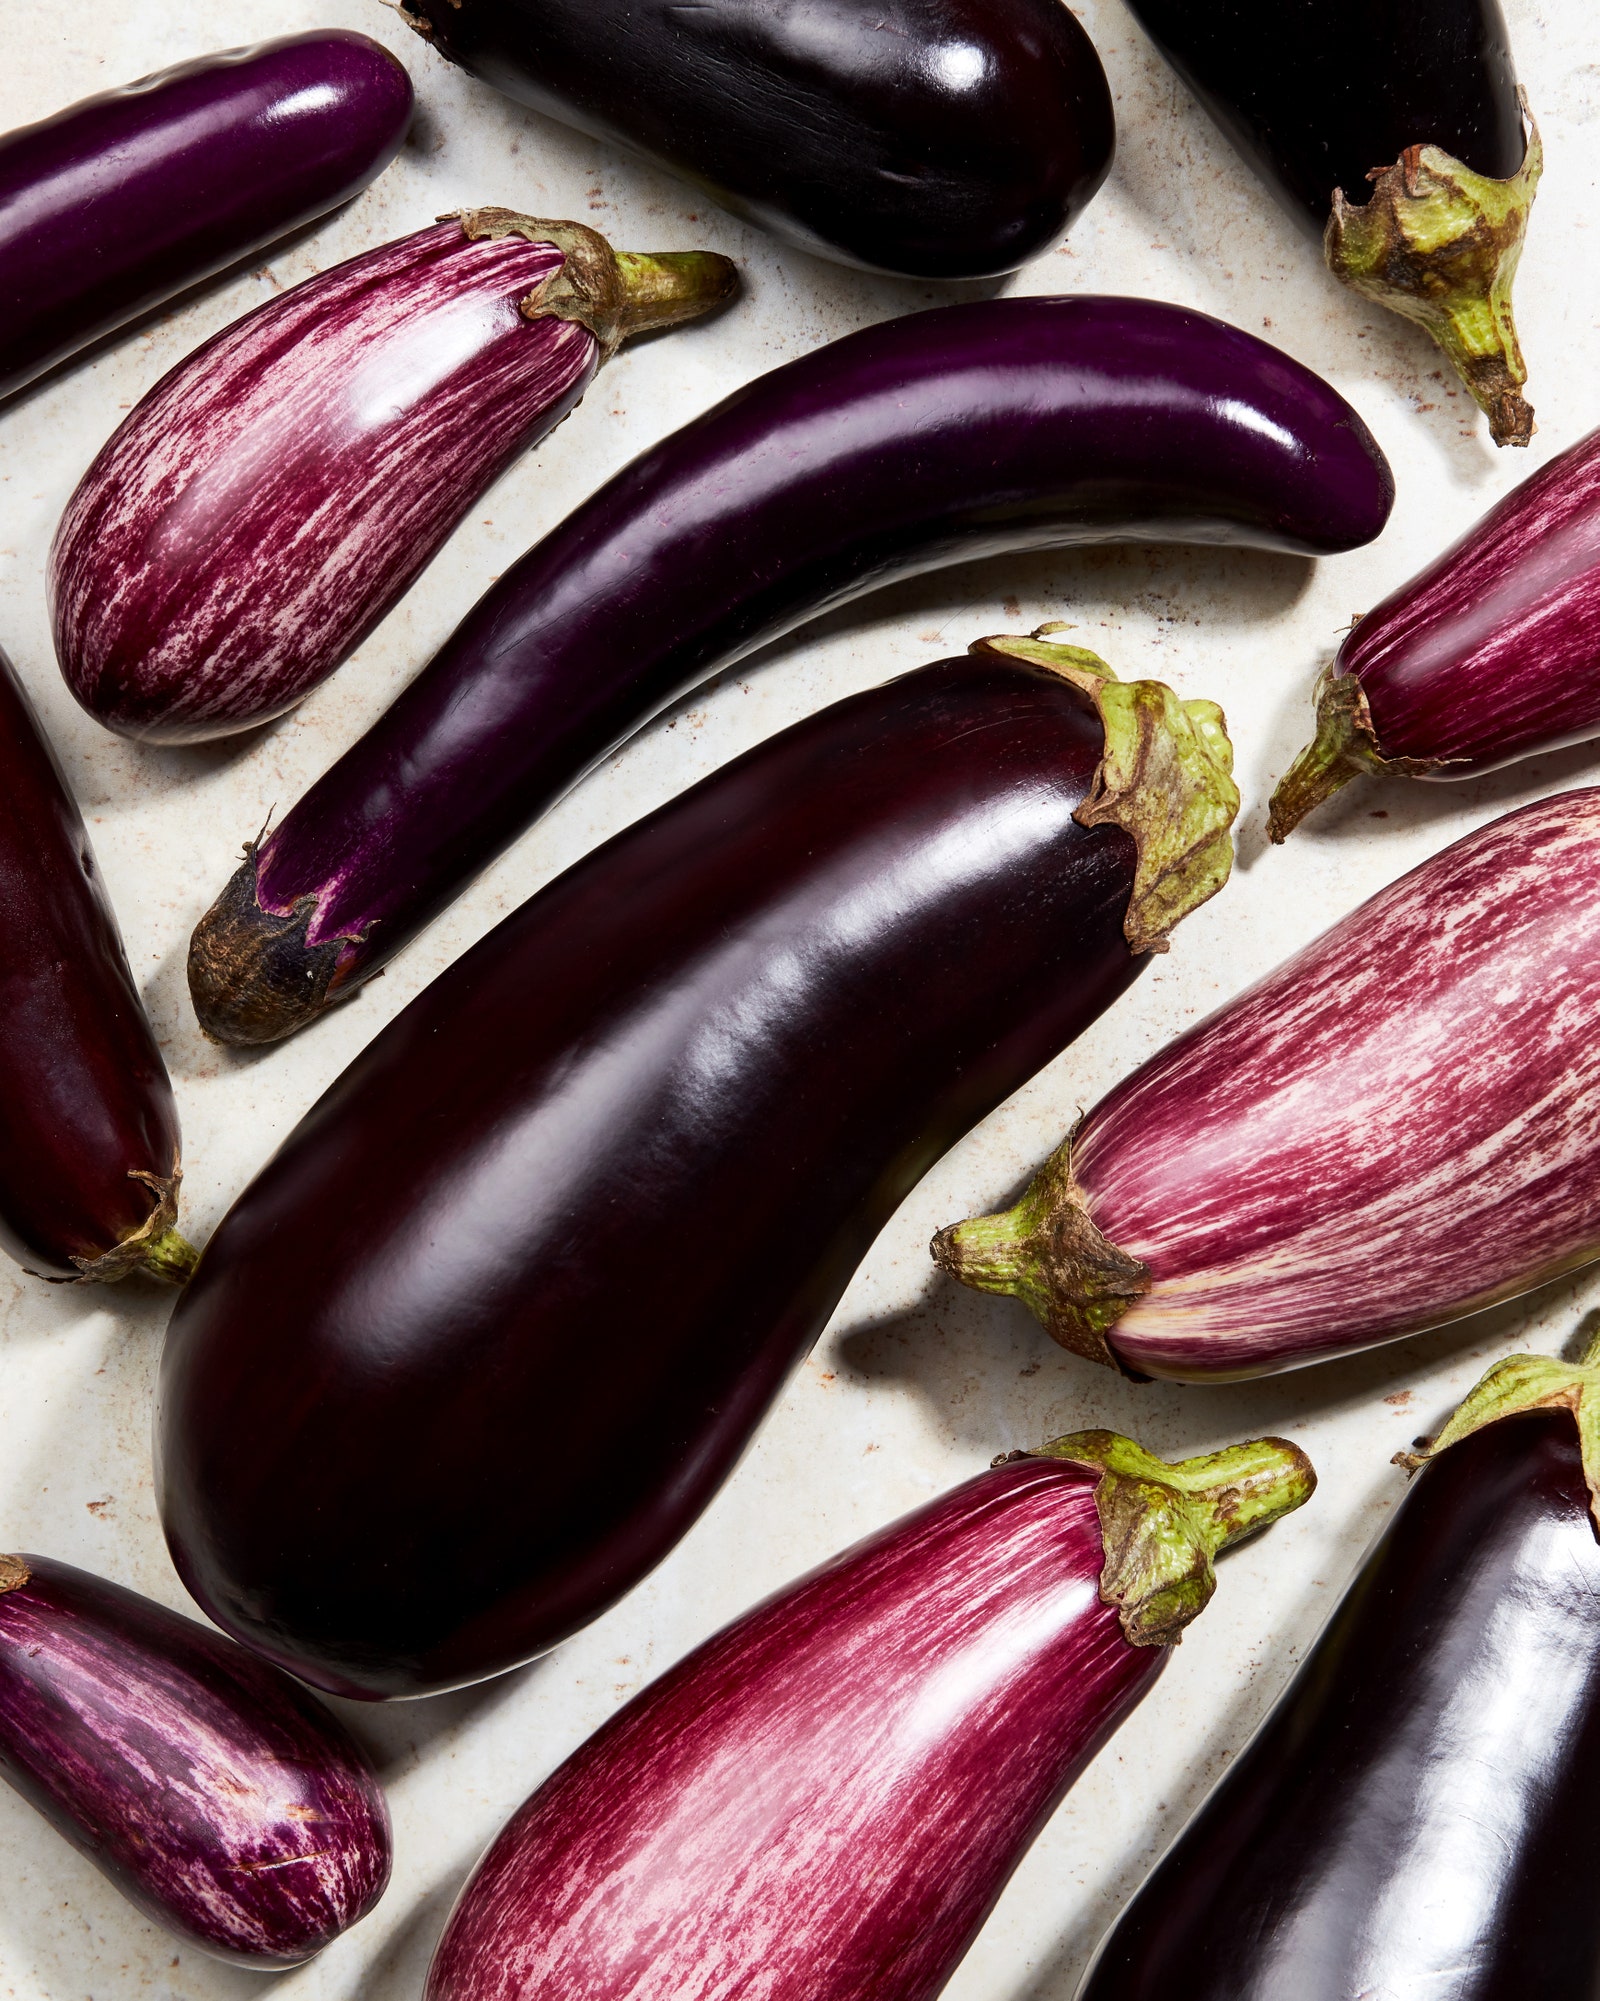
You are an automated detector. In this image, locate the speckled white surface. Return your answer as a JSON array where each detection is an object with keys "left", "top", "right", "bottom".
[{"left": 0, "top": 3, "right": 1597, "bottom": 1995}]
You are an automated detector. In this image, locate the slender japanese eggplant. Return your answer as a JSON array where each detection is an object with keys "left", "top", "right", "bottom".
[
  {"left": 0, "top": 647, "right": 192, "bottom": 1282},
  {"left": 0, "top": 1552, "right": 389, "bottom": 1966},
  {"left": 186, "top": 295, "right": 1393, "bottom": 1047},
  {"left": 1078, "top": 1336, "right": 1600, "bottom": 2000},
  {"left": 50, "top": 210, "right": 737, "bottom": 745},
  {"left": 158, "top": 634, "right": 1241, "bottom": 1699},
  {"left": 425, "top": 1430, "right": 1315, "bottom": 2001},
  {"left": 1271, "top": 425, "right": 1600, "bottom": 837},
  {"left": 401, "top": 0, "right": 1114, "bottom": 280},
  {"left": 1123, "top": 0, "right": 1538, "bottom": 443},
  {"left": 935, "top": 788, "right": 1600, "bottom": 1381},
  {"left": 0, "top": 32, "right": 413, "bottom": 403}
]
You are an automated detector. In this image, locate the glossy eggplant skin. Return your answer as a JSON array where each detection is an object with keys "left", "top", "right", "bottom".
[
  {"left": 0, "top": 1554, "right": 390, "bottom": 1967},
  {"left": 0, "top": 33, "right": 413, "bottom": 403},
  {"left": 0, "top": 648, "right": 184, "bottom": 1280},
  {"left": 1078, "top": 1412, "right": 1600, "bottom": 2001},
  {"left": 405, "top": 0, "right": 1113, "bottom": 279},
  {"left": 193, "top": 295, "right": 1393, "bottom": 1045},
  {"left": 1122, "top": 0, "right": 1523, "bottom": 230},
  {"left": 159, "top": 655, "right": 1146, "bottom": 1700}
]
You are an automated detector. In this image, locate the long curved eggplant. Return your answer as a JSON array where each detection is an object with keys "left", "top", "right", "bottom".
[
  {"left": 935, "top": 788, "right": 1600, "bottom": 1381},
  {"left": 159, "top": 635, "right": 1240, "bottom": 1699},
  {"left": 187, "top": 295, "right": 1393, "bottom": 1047},
  {"left": 1078, "top": 1337, "right": 1600, "bottom": 2000},
  {"left": 1271, "top": 425, "right": 1600, "bottom": 837},
  {"left": 1123, "top": 0, "right": 1538, "bottom": 443},
  {"left": 0, "top": 1552, "right": 390, "bottom": 1966},
  {"left": 51, "top": 210, "right": 737, "bottom": 745},
  {"left": 425, "top": 1430, "right": 1315, "bottom": 2000},
  {"left": 0, "top": 647, "right": 192, "bottom": 1282},
  {"left": 0, "top": 32, "right": 413, "bottom": 404},
  {"left": 401, "top": 0, "right": 1113, "bottom": 280}
]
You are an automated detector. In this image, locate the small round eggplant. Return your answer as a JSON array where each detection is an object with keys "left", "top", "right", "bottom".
[
  {"left": 0, "top": 646, "right": 191, "bottom": 1282},
  {"left": 1123, "top": 0, "right": 1538, "bottom": 443},
  {"left": 158, "top": 636, "right": 1239, "bottom": 1699},
  {"left": 935, "top": 788, "right": 1600, "bottom": 1381},
  {"left": 0, "top": 1553, "right": 390, "bottom": 1967},
  {"left": 50, "top": 210, "right": 737, "bottom": 745},
  {"left": 401, "top": 0, "right": 1114, "bottom": 279},
  {"left": 187, "top": 294, "right": 1393, "bottom": 1047},
  {"left": 1079, "top": 1337, "right": 1600, "bottom": 1999},
  {"left": 1271, "top": 425, "right": 1600, "bottom": 837},
  {"left": 0, "top": 32, "right": 413, "bottom": 404},
  {"left": 425, "top": 1431, "right": 1315, "bottom": 2000}
]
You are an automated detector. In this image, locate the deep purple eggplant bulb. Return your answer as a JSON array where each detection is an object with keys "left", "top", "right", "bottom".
[
  {"left": 425, "top": 1430, "right": 1315, "bottom": 2001},
  {"left": 49, "top": 209, "right": 738, "bottom": 744},
  {"left": 0, "top": 1553, "right": 389, "bottom": 1966}
]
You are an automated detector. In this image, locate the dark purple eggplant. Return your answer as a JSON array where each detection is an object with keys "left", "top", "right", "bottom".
[
  {"left": 0, "top": 1552, "right": 390, "bottom": 1966},
  {"left": 1270, "top": 425, "right": 1600, "bottom": 836},
  {"left": 158, "top": 634, "right": 1240, "bottom": 1700},
  {"left": 1123, "top": 0, "right": 1538, "bottom": 443},
  {"left": 50, "top": 211, "right": 737, "bottom": 744},
  {"left": 0, "top": 32, "right": 413, "bottom": 404},
  {"left": 0, "top": 647, "right": 192, "bottom": 1282},
  {"left": 423, "top": 1430, "right": 1315, "bottom": 2001},
  {"left": 401, "top": 0, "right": 1113, "bottom": 279},
  {"left": 1078, "top": 1335, "right": 1600, "bottom": 2000},
  {"left": 187, "top": 294, "right": 1393, "bottom": 1047}
]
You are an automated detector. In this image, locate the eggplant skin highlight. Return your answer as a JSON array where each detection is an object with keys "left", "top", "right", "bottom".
[{"left": 158, "top": 639, "right": 1238, "bottom": 1700}]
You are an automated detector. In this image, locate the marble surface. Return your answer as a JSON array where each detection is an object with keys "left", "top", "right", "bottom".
[{"left": 1, "top": 1, "right": 1597, "bottom": 1994}]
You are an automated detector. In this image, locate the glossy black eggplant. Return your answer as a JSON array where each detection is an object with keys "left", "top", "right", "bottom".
[
  {"left": 1123, "top": 0, "right": 1539, "bottom": 443},
  {"left": 401, "top": 0, "right": 1113, "bottom": 279},
  {"left": 1078, "top": 1337, "right": 1600, "bottom": 2001},
  {"left": 188, "top": 295, "right": 1394, "bottom": 1047},
  {"left": 157, "top": 636, "right": 1239, "bottom": 1700}
]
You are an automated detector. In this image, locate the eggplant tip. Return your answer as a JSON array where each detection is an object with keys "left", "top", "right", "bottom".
[{"left": 188, "top": 858, "right": 350, "bottom": 1047}]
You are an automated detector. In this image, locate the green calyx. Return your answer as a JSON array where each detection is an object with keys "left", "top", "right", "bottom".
[
  {"left": 454, "top": 208, "right": 739, "bottom": 361},
  {"left": 1396, "top": 1324, "right": 1600, "bottom": 1529},
  {"left": 67, "top": 1167, "right": 199, "bottom": 1287},
  {"left": 1028, "top": 1429, "right": 1316, "bottom": 1646},
  {"left": 931, "top": 1131, "right": 1148, "bottom": 1371},
  {"left": 970, "top": 629, "right": 1239, "bottom": 954},
  {"left": 1324, "top": 109, "right": 1542, "bottom": 447},
  {"left": 1267, "top": 665, "right": 1450, "bottom": 841}
]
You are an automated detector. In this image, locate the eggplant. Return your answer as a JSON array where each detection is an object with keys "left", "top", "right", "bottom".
[
  {"left": 1123, "top": 0, "right": 1538, "bottom": 443},
  {"left": 0, "top": 646, "right": 192, "bottom": 1282},
  {"left": 400, "top": 0, "right": 1113, "bottom": 280},
  {"left": 0, "top": 32, "right": 413, "bottom": 404},
  {"left": 50, "top": 210, "right": 737, "bottom": 746},
  {"left": 158, "top": 634, "right": 1241, "bottom": 1699},
  {"left": 1270, "top": 425, "right": 1600, "bottom": 837},
  {"left": 425, "top": 1429, "right": 1314, "bottom": 2000},
  {"left": 0, "top": 1551, "right": 390, "bottom": 1966},
  {"left": 1078, "top": 1337, "right": 1600, "bottom": 2000},
  {"left": 186, "top": 294, "right": 1394, "bottom": 1047},
  {"left": 935, "top": 787, "right": 1600, "bottom": 1381}
]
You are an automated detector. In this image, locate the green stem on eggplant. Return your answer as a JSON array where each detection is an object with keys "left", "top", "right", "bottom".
[{"left": 1268, "top": 665, "right": 1449, "bottom": 842}]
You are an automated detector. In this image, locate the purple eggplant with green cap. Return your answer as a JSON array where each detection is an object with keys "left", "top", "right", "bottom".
[
  {"left": 1123, "top": 0, "right": 1538, "bottom": 443},
  {"left": 158, "top": 632, "right": 1240, "bottom": 1700},
  {"left": 0, "top": 1552, "right": 390, "bottom": 1966},
  {"left": 935, "top": 788, "right": 1600, "bottom": 1381},
  {"left": 1270, "top": 425, "right": 1600, "bottom": 838},
  {"left": 425, "top": 1429, "right": 1315, "bottom": 2001},
  {"left": 185, "top": 294, "right": 1393, "bottom": 1048},
  {"left": 51, "top": 209, "right": 738, "bottom": 745},
  {"left": 0, "top": 31, "right": 413, "bottom": 404},
  {"left": 1078, "top": 1332, "right": 1600, "bottom": 2000}
]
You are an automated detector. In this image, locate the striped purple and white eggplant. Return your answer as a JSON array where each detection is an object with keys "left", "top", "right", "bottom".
[
  {"left": 935, "top": 789, "right": 1600, "bottom": 1381},
  {"left": 423, "top": 1429, "right": 1315, "bottom": 2001},
  {"left": 1271, "top": 425, "right": 1600, "bottom": 838},
  {"left": 48, "top": 210, "right": 737, "bottom": 744},
  {"left": 0, "top": 1553, "right": 390, "bottom": 1965}
]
